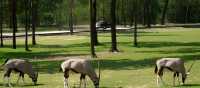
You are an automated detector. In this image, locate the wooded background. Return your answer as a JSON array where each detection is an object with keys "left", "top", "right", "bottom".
[{"left": 1, "top": 0, "right": 200, "bottom": 27}]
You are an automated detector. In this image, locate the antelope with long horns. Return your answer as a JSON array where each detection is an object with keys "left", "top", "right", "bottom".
[
  {"left": 2, "top": 58, "right": 38, "bottom": 87},
  {"left": 154, "top": 58, "right": 195, "bottom": 86},
  {"left": 61, "top": 58, "right": 100, "bottom": 88}
]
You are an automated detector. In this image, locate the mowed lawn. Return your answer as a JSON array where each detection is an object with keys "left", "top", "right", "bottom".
[{"left": 0, "top": 27, "right": 200, "bottom": 88}]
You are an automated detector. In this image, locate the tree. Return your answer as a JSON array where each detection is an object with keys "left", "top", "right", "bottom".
[
  {"left": 31, "top": 0, "right": 38, "bottom": 45},
  {"left": 161, "top": 0, "right": 169, "bottom": 25},
  {"left": 185, "top": 0, "right": 191, "bottom": 23},
  {"left": 90, "top": 0, "right": 97, "bottom": 57},
  {"left": 93, "top": 0, "right": 99, "bottom": 45},
  {"left": 128, "top": 0, "right": 137, "bottom": 27},
  {"left": 134, "top": 0, "right": 138, "bottom": 47},
  {"left": 146, "top": 0, "right": 151, "bottom": 28},
  {"left": 25, "top": 0, "right": 30, "bottom": 51},
  {"left": 121, "top": 0, "right": 125, "bottom": 26},
  {"left": 110, "top": 0, "right": 118, "bottom": 52},
  {"left": 68, "top": 0, "right": 74, "bottom": 35},
  {"left": 10, "top": 0, "right": 17, "bottom": 49},
  {"left": 102, "top": 0, "right": 105, "bottom": 18},
  {"left": 0, "top": 0, "right": 4, "bottom": 47}
]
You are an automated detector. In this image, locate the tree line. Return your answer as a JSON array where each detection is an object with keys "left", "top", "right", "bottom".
[{"left": 1, "top": 0, "right": 200, "bottom": 28}]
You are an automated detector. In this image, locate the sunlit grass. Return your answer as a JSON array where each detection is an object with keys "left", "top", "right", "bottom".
[{"left": 0, "top": 27, "right": 200, "bottom": 88}]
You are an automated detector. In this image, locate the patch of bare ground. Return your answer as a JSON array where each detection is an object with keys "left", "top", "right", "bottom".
[
  {"left": 32, "top": 51, "right": 116, "bottom": 62},
  {"left": 32, "top": 55, "right": 91, "bottom": 62}
]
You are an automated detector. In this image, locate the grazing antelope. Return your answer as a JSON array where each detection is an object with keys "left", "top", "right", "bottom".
[
  {"left": 154, "top": 58, "right": 195, "bottom": 86},
  {"left": 2, "top": 59, "right": 38, "bottom": 87},
  {"left": 61, "top": 59, "right": 99, "bottom": 88}
]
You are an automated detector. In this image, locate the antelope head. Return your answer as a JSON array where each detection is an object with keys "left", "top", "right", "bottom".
[
  {"left": 93, "top": 76, "right": 99, "bottom": 88},
  {"left": 31, "top": 71, "right": 38, "bottom": 85}
]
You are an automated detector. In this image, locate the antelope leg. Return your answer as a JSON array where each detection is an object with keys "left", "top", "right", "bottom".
[
  {"left": 84, "top": 79, "right": 86, "bottom": 88},
  {"left": 16, "top": 75, "right": 21, "bottom": 84},
  {"left": 64, "top": 78, "right": 69, "bottom": 88},
  {"left": 22, "top": 77, "right": 25, "bottom": 84},
  {"left": 8, "top": 77, "right": 12, "bottom": 87},
  {"left": 64, "top": 70, "right": 69, "bottom": 88},
  {"left": 156, "top": 75, "right": 159, "bottom": 86},
  {"left": 176, "top": 72, "right": 180, "bottom": 86},
  {"left": 159, "top": 76, "right": 165, "bottom": 85},
  {"left": 4, "top": 77, "right": 8, "bottom": 87},
  {"left": 173, "top": 73, "right": 176, "bottom": 86},
  {"left": 20, "top": 73, "right": 25, "bottom": 84},
  {"left": 79, "top": 79, "right": 82, "bottom": 88}
]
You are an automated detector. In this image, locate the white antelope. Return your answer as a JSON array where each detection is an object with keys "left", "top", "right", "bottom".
[
  {"left": 2, "top": 59, "right": 38, "bottom": 87},
  {"left": 61, "top": 58, "right": 99, "bottom": 88},
  {"left": 154, "top": 58, "right": 195, "bottom": 86}
]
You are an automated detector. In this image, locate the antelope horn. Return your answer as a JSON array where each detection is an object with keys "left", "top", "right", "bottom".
[
  {"left": 98, "top": 59, "right": 101, "bottom": 80},
  {"left": 34, "top": 56, "right": 39, "bottom": 73},
  {"left": 187, "top": 58, "right": 197, "bottom": 72}
]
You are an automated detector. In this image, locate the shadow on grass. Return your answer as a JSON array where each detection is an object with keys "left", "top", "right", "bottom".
[
  {"left": 0, "top": 42, "right": 90, "bottom": 49},
  {"left": 30, "top": 53, "right": 200, "bottom": 74},
  {"left": 1, "top": 37, "right": 200, "bottom": 59},
  {"left": 135, "top": 48, "right": 200, "bottom": 54},
  {"left": 98, "top": 58, "right": 156, "bottom": 70},
  {"left": 23, "top": 83, "right": 45, "bottom": 87},
  {"left": 182, "top": 84, "right": 200, "bottom": 87},
  {"left": 0, "top": 83, "right": 4, "bottom": 87},
  {"left": 0, "top": 50, "right": 89, "bottom": 59},
  {"left": 139, "top": 42, "right": 200, "bottom": 48},
  {"left": 0, "top": 42, "right": 91, "bottom": 59},
  {"left": 116, "top": 31, "right": 178, "bottom": 37},
  {"left": 30, "top": 58, "right": 157, "bottom": 74},
  {"left": 100, "top": 86, "right": 123, "bottom": 88},
  {"left": 96, "top": 41, "right": 200, "bottom": 49},
  {"left": 0, "top": 83, "right": 44, "bottom": 87},
  {"left": 32, "top": 60, "right": 62, "bottom": 74},
  {"left": 94, "top": 54, "right": 200, "bottom": 71}
]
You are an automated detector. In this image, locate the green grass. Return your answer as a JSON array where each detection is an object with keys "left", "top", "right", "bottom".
[
  {"left": 0, "top": 27, "right": 200, "bottom": 88},
  {"left": 2, "top": 26, "right": 66, "bottom": 33}
]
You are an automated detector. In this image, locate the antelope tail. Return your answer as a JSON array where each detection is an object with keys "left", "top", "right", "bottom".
[
  {"left": 0, "top": 58, "right": 9, "bottom": 67},
  {"left": 59, "top": 67, "right": 63, "bottom": 72},
  {"left": 154, "top": 65, "right": 158, "bottom": 74}
]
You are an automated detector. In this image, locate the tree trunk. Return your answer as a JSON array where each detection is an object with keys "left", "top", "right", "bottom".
[
  {"left": 102, "top": 0, "right": 105, "bottom": 18},
  {"left": 11, "top": 0, "right": 17, "bottom": 49},
  {"left": 110, "top": 0, "right": 118, "bottom": 52},
  {"left": 93, "top": 0, "right": 99, "bottom": 45},
  {"left": 134, "top": 0, "right": 138, "bottom": 47},
  {"left": 90, "top": 0, "right": 97, "bottom": 57},
  {"left": 0, "top": 0, "right": 3, "bottom": 47},
  {"left": 25, "top": 0, "right": 30, "bottom": 51},
  {"left": 161, "top": 0, "right": 169, "bottom": 25},
  {"left": 129, "top": 1, "right": 135, "bottom": 27},
  {"left": 116, "top": 0, "right": 120, "bottom": 24},
  {"left": 32, "top": 0, "right": 38, "bottom": 45},
  {"left": 68, "top": 0, "right": 74, "bottom": 35},
  {"left": 185, "top": 0, "right": 191, "bottom": 23},
  {"left": 143, "top": 0, "right": 147, "bottom": 25},
  {"left": 121, "top": 0, "right": 126, "bottom": 27},
  {"left": 146, "top": 0, "right": 151, "bottom": 28}
]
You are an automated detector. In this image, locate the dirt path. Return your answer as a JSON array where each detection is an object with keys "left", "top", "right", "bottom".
[{"left": 31, "top": 51, "right": 113, "bottom": 62}]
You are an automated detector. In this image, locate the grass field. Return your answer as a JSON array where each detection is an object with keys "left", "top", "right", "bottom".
[{"left": 0, "top": 27, "right": 200, "bottom": 88}]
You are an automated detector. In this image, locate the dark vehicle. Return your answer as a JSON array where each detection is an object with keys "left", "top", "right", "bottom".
[{"left": 96, "top": 19, "right": 110, "bottom": 30}]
